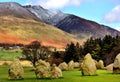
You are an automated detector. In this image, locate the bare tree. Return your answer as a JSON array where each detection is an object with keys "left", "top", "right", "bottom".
[{"left": 22, "top": 41, "right": 51, "bottom": 66}]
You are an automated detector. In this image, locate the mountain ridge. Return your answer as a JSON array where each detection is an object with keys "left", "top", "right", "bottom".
[
  {"left": 0, "top": 2, "right": 40, "bottom": 21},
  {"left": 0, "top": 2, "right": 120, "bottom": 48},
  {"left": 23, "top": 5, "right": 69, "bottom": 25},
  {"left": 56, "top": 15, "right": 120, "bottom": 38},
  {"left": 24, "top": 5, "right": 120, "bottom": 38}
]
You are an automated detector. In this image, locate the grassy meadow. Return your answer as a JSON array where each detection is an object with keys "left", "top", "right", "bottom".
[
  {"left": 0, "top": 50, "right": 120, "bottom": 82},
  {"left": 0, "top": 66, "right": 120, "bottom": 82},
  {"left": 0, "top": 49, "right": 22, "bottom": 60}
]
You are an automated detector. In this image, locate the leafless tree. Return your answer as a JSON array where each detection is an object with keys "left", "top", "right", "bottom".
[{"left": 22, "top": 41, "right": 51, "bottom": 66}]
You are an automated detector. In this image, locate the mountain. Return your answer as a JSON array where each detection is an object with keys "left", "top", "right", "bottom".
[
  {"left": 0, "top": 2, "right": 39, "bottom": 20},
  {"left": 23, "top": 5, "right": 68, "bottom": 25},
  {"left": 56, "top": 15, "right": 120, "bottom": 38},
  {"left": 0, "top": 2, "right": 79, "bottom": 48},
  {"left": 0, "top": 2, "right": 119, "bottom": 48},
  {"left": 25, "top": 5, "right": 120, "bottom": 39}
]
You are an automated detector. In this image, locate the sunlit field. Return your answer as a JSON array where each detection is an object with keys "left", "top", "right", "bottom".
[
  {"left": 0, "top": 50, "right": 22, "bottom": 60},
  {"left": 0, "top": 66, "right": 120, "bottom": 82}
]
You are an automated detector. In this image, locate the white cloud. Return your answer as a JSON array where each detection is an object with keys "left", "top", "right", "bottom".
[
  {"left": 26, "top": 0, "right": 92, "bottom": 9},
  {"left": 104, "top": 5, "right": 120, "bottom": 23}
]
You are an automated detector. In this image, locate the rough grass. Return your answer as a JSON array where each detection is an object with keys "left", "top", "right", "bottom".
[
  {"left": 0, "top": 66, "right": 120, "bottom": 82},
  {"left": 0, "top": 50, "right": 22, "bottom": 60}
]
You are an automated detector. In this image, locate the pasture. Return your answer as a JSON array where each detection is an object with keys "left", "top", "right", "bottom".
[
  {"left": 0, "top": 66, "right": 120, "bottom": 82},
  {"left": 0, "top": 49, "right": 22, "bottom": 60},
  {"left": 0, "top": 50, "right": 120, "bottom": 82}
]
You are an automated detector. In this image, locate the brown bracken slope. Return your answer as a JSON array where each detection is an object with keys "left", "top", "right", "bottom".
[{"left": 0, "top": 15, "right": 82, "bottom": 48}]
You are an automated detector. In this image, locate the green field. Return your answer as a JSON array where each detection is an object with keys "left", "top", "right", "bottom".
[
  {"left": 0, "top": 50, "right": 120, "bottom": 82},
  {"left": 0, "top": 50, "right": 22, "bottom": 60},
  {"left": 0, "top": 66, "right": 120, "bottom": 82}
]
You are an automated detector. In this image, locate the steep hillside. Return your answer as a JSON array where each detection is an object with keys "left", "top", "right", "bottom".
[
  {"left": 0, "top": 2, "right": 39, "bottom": 20},
  {"left": 0, "top": 16, "right": 80, "bottom": 48},
  {"left": 23, "top": 5, "right": 68, "bottom": 25},
  {"left": 56, "top": 15, "right": 120, "bottom": 38},
  {"left": 25, "top": 5, "right": 120, "bottom": 38},
  {"left": 0, "top": 2, "right": 80, "bottom": 48}
]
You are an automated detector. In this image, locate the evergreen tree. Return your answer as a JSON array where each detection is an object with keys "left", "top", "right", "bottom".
[
  {"left": 63, "top": 35, "right": 120, "bottom": 65},
  {"left": 63, "top": 42, "right": 80, "bottom": 63}
]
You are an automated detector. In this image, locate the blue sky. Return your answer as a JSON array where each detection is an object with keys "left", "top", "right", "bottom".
[{"left": 0, "top": 0, "right": 120, "bottom": 30}]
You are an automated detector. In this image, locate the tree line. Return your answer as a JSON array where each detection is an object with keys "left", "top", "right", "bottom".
[
  {"left": 63, "top": 35, "right": 120, "bottom": 66},
  {"left": 0, "top": 43, "right": 23, "bottom": 50},
  {"left": 21, "top": 35, "right": 120, "bottom": 67}
]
